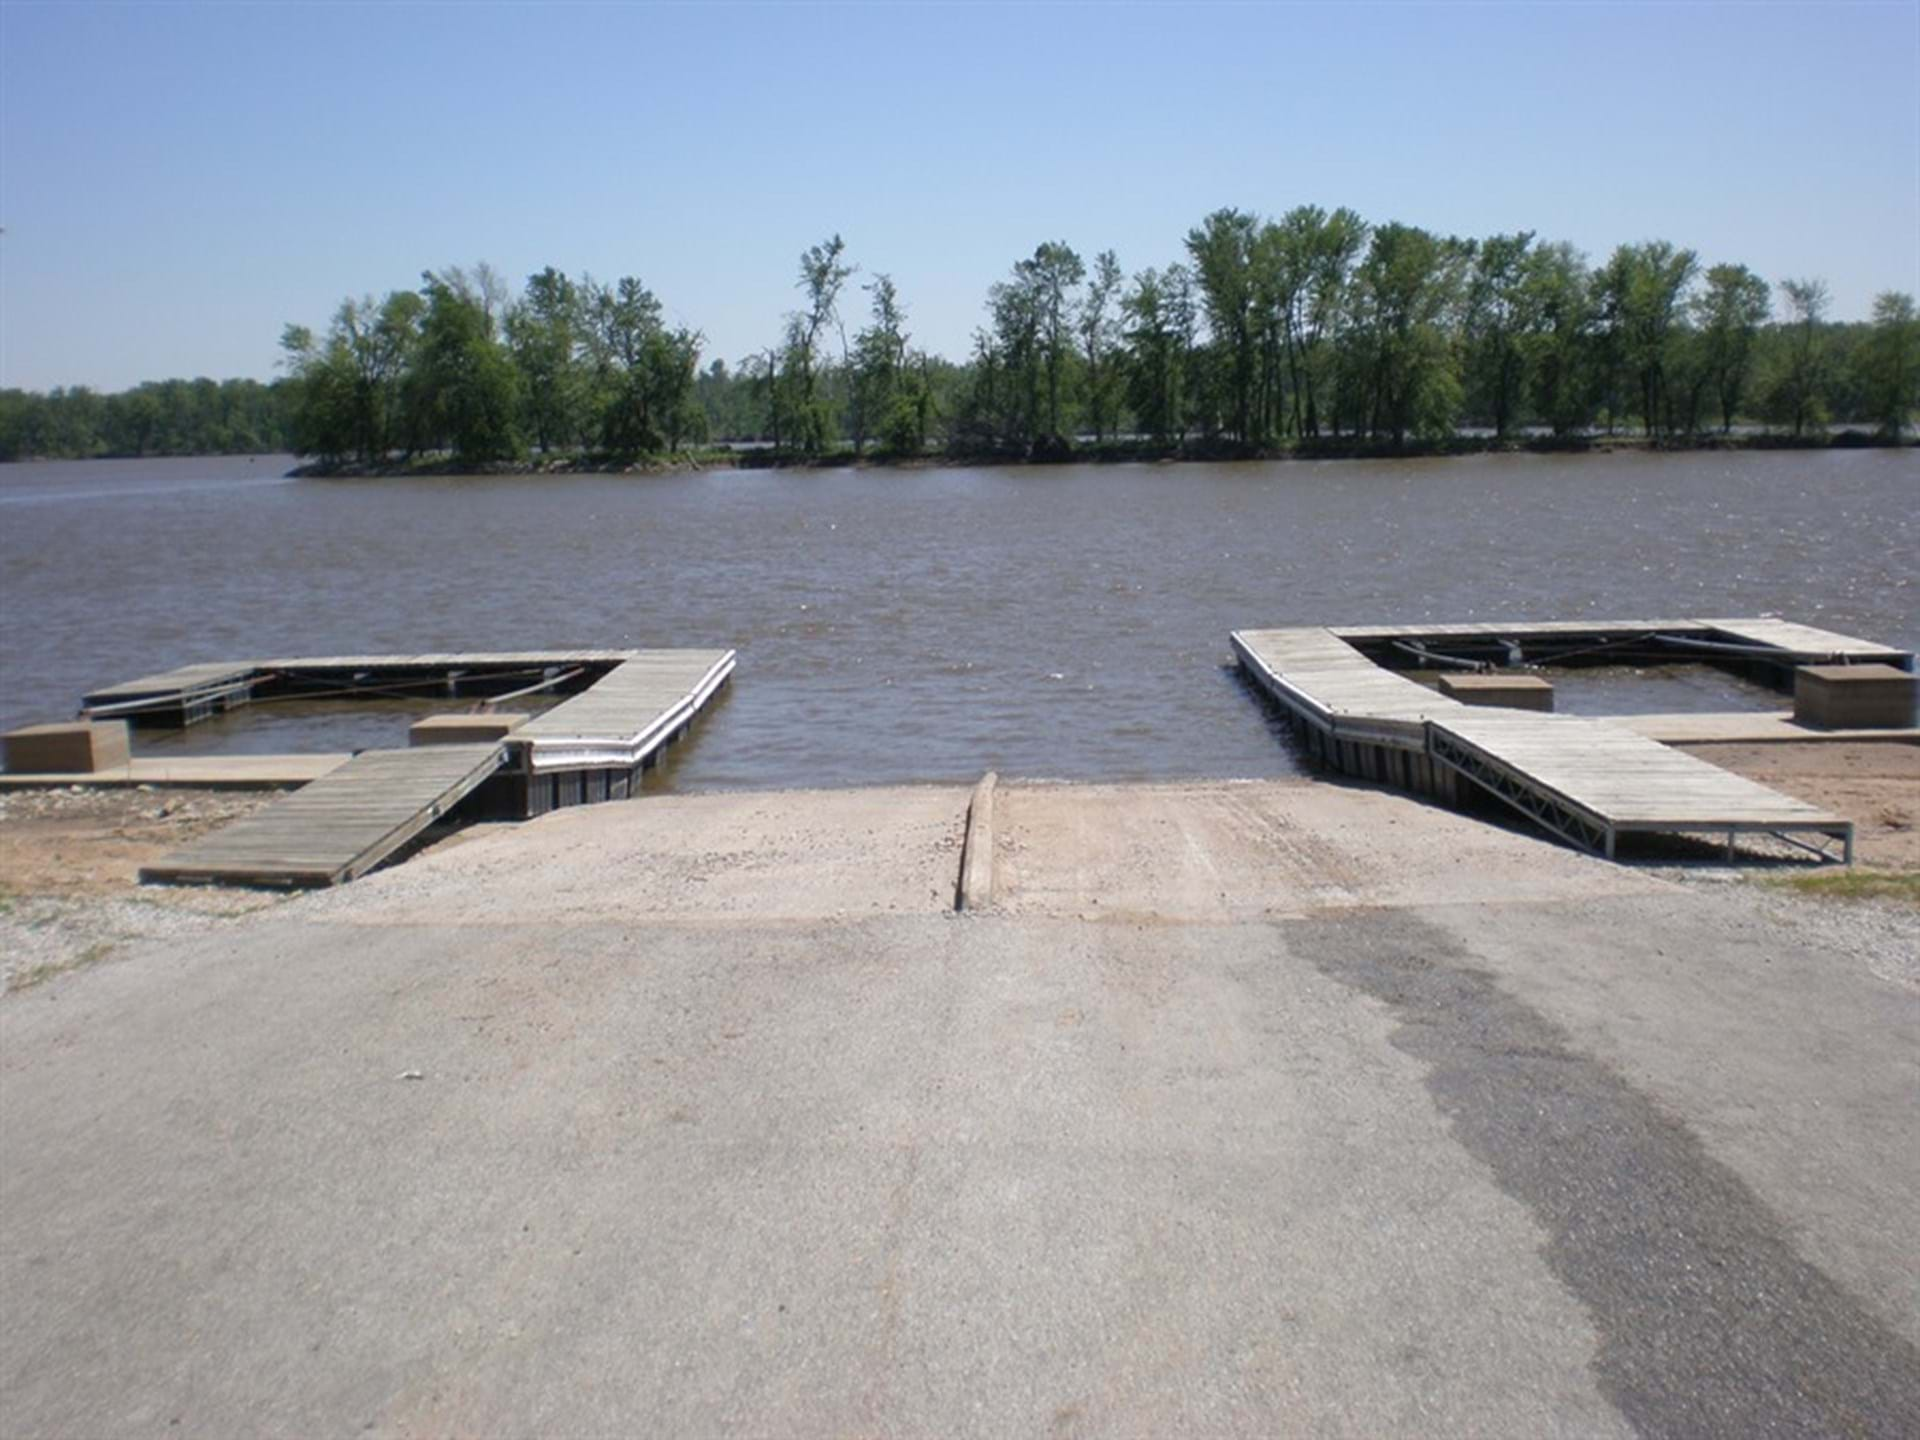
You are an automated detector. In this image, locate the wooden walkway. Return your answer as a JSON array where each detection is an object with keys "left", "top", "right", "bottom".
[
  {"left": 82, "top": 662, "right": 259, "bottom": 724},
  {"left": 79, "top": 652, "right": 647, "bottom": 727},
  {"left": 1232, "top": 625, "right": 1856, "bottom": 862},
  {"left": 1234, "top": 626, "right": 1449, "bottom": 746},
  {"left": 1428, "top": 709, "right": 1850, "bottom": 861},
  {"left": 1327, "top": 616, "right": 1910, "bottom": 665},
  {"left": 1697, "top": 618, "right": 1911, "bottom": 664},
  {"left": 77, "top": 649, "right": 733, "bottom": 731},
  {"left": 1330, "top": 619, "right": 1700, "bottom": 643},
  {"left": 252, "top": 650, "right": 640, "bottom": 670},
  {"left": 141, "top": 744, "right": 506, "bottom": 887}
]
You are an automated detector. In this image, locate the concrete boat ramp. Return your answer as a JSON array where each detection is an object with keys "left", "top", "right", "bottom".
[
  {"left": 1233, "top": 617, "right": 1916, "bottom": 863},
  {"left": 103, "top": 649, "right": 736, "bottom": 887},
  {"left": 5, "top": 780, "right": 1918, "bottom": 1437}
]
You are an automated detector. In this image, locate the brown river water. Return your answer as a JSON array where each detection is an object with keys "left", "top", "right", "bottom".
[{"left": 1, "top": 450, "right": 1914, "bottom": 789}]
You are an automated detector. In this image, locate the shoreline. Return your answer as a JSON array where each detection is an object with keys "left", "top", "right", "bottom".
[
  {"left": 2, "top": 429, "right": 1907, "bottom": 476},
  {"left": 279, "top": 429, "right": 1913, "bottom": 479},
  {"left": 4, "top": 750, "right": 1913, "bottom": 991}
]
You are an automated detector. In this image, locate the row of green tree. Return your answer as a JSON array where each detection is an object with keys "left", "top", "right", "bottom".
[
  {"left": 273, "top": 217, "right": 1920, "bottom": 462},
  {"left": 4, "top": 206, "right": 1916, "bottom": 464},
  {"left": 931, "top": 212, "right": 1919, "bottom": 454},
  {"left": 273, "top": 264, "right": 706, "bottom": 465},
  {"left": 0, "top": 378, "right": 290, "bottom": 462}
]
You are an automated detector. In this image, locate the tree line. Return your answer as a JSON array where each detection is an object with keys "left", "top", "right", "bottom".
[
  {"left": 942, "top": 211, "right": 1917, "bottom": 455},
  {"left": 0, "top": 378, "right": 290, "bottom": 462},
  {"left": 3, "top": 205, "right": 1916, "bottom": 465},
  {"left": 272, "top": 264, "right": 708, "bottom": 466}
]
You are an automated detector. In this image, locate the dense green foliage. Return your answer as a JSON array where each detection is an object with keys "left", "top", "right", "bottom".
[
  {"left": 0, "top": 378, "right": 290, "bottom": 461},
  {"left": 275, "top": 264, "right": 704, "bottom": 466},
  {"left": 5, "top": 205, "right": 1915, "bottom": 465},
  {"left": 944, "top": 211, "right": 1916, "bottom": 456}
]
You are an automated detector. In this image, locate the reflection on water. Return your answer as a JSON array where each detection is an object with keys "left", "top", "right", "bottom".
[
  {"left": 1, "top": 449, "right": 1913, "bottom": 789},
  {"left": 1404, "top": 662, "right": 1786, "bottom": 716},
  {"left": 134, "top": 696, "right": 557, "bottom": 757},
  {"left": 1538, "top": 664, "right": 1786, "bottom": 717}
]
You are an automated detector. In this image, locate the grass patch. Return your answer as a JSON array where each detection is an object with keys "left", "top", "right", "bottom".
[
  {"left": 7, "top": 940, "right": 118, "bottom": 993},
  {"left": 1766, "top": 869, "right": 1920, "bottom": 906}
]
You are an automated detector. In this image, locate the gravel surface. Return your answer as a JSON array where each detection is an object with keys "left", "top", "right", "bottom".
[
  {"left": 0, "top": 785, "right": 284, "bottom": 989},
  {"left": 1747, "top": 884, "right": 1920, "bottom": 991}
]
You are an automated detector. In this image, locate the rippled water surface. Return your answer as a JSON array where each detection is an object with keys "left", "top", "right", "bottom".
[{"left": 1, "top": 450, "right": 1913, "bottom": 788}]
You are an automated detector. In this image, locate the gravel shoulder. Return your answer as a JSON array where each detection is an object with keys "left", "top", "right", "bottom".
[{"left": 0, "top": 786, "right": 286, "bottom": 990}]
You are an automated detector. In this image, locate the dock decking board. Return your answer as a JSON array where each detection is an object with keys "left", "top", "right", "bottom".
[
  {"left": 141, "top": 744, "right": 506, "bottom": 887},
  {"left": 515, "top": 650, "right": 735, "bottom": 771},
  {"left": 1324, "top": 617, "right": 1914, "bottom": 671},
  {"left": 1696, "top": 619, "right": 1912, "bottom": 667},
  {"left": 1329, "top": 620, "right": 1704, "bottom": 642},
  {"left": 252, "top": 650, "right": 643, "bottom": 671},
  {"left": 80, "top": 652, "right": 651, "bottom": 725},
  {"left": 1429, "top": 709, "right": 1847, "bottom": 842},
  {"left": 81, "top": 661, "right": 262, "bottom": 706},
  {"left": 1233, "top": 624, "right": 1859, "bottom": 862}
]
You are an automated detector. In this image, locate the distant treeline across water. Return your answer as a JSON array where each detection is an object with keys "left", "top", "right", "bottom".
[{"left": 5, "top": 204, "right": 1917, "bottom": 466}]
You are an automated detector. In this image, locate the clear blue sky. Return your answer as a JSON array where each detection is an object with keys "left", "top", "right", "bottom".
[{"left": 2, "top": 1, "right": 1916, "bottom": 391}]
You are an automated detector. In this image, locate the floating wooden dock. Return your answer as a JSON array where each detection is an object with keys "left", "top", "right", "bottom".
[
  {"left": 1230, "top": 620, "right": 1900, "bottom": 862},
  {"left": 98, "top": 648, "right": 737, "bottom": 886},
  {"left": 1428, "top": 708, "right": 1850, "bottom": 861},
  {"left": 139, "top": 744, "right": 505, "bottom": 887},
  {"left": 1332, "top": 617, "right": 1911, "bottom": 686},
  {"left": 510, "top": 649, "right": 735, "bottom": 815},
  {"left": 80, "top": 651, "right": 644, "bottom": 728},
  {"left": 81, "top": 662, "right": 260, "bottom": 726}
]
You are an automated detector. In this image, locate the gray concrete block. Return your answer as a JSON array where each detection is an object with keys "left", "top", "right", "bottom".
[
  {"left": 409, "top": 713, "right": 526, "bottom": 747},
  {"left": 1794, "top": 664, "right": 1918, "bottom": 730},
  {"left": 1438, "top": 674, "right": 1555, "bottom": 712}
]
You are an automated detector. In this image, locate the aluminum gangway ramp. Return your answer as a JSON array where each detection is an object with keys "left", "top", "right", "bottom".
[
  {"left": 141, "top": 743, "right": 506, "bottom": 887},
  {"left": 1427, "top": 708, "right": 1853, "bottom": 861}
]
